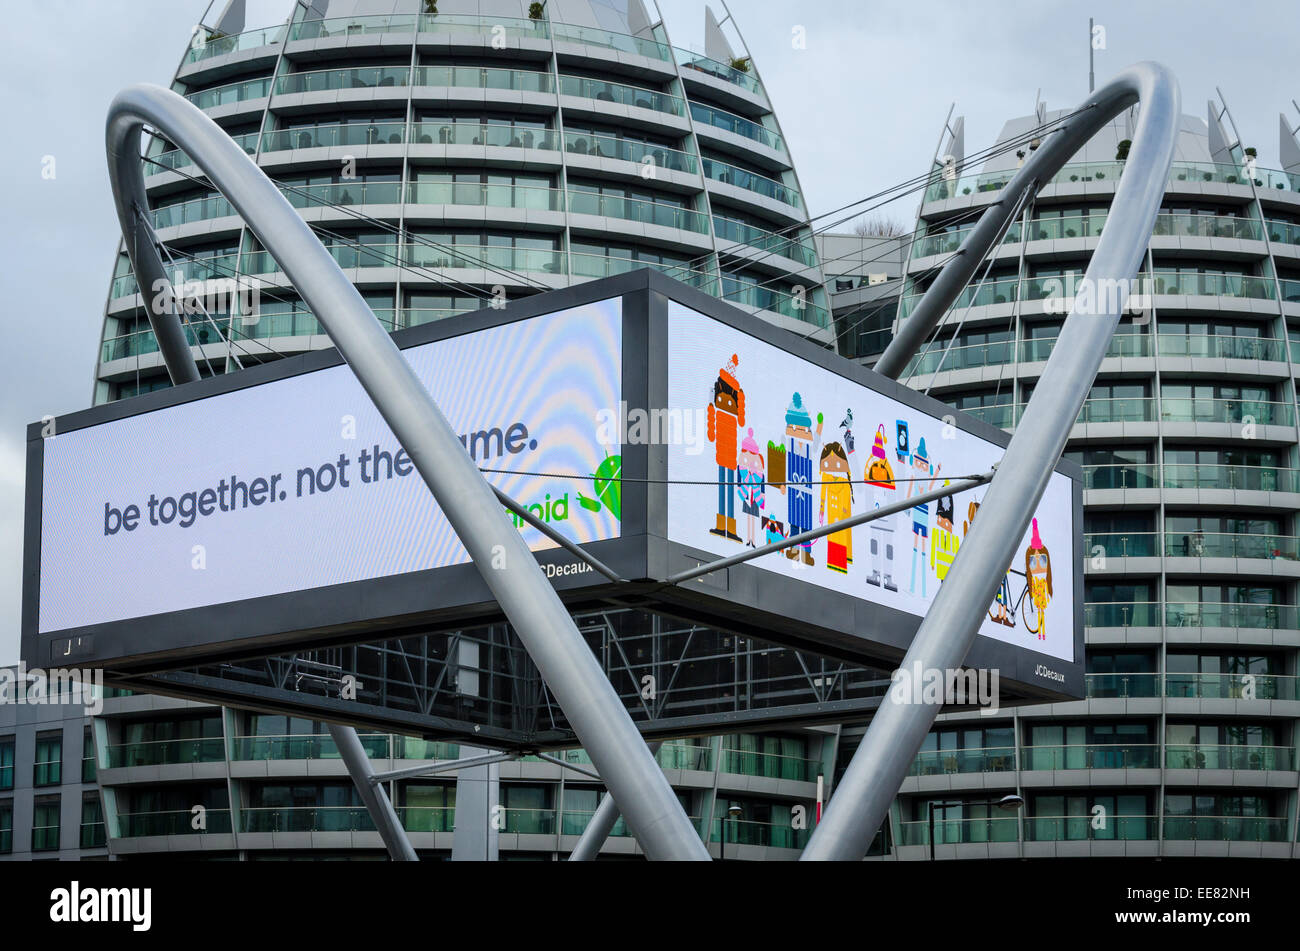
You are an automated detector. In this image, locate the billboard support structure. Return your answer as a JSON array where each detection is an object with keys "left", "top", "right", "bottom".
[
  {"left": 103, "top": 84, "right": 710, "bottom": 862},
  {"left": 800, "top": 62, "right": 1181, "bottom": 861}
]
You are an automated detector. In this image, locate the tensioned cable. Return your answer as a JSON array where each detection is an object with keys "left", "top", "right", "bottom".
[{"left": 476, "top": 467, "right": 990, "bottom": 487}]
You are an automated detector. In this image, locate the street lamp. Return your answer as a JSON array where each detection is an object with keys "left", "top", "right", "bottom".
[
  {"left": 928, "top": 794, "right": 1024, "bottom": 861},
  {"left": 719, "top": 803, "right": 743, "bottom": 861}
]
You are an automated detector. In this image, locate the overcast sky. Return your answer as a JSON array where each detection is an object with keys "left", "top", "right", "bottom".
[{"left": 2, "top": 0, "right": 1297, "bottom": 664}]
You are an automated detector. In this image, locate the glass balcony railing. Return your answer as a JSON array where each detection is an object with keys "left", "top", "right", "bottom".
[
  {"left": 1162, "top": 816, "right": 1289, "bottom": 842},
  {"left": 1266, "top": 219, "right": 1300, "bottom": 245},
  {"left": 959, "top": 402, "right": 1017, "bottom": 430},
  {"left": 1164, "top": 672, "right": 1299, "bottom": 701},
  {"left": 1164, "top": 532, "right": 1300, "bottom": 560},
  {"left": 702, "top": 158, "right": 801, "bottom": 209},
  {"left": 1161, "top": 463, "right": 1299, "bottom": 493},
  {"left": 275, "top": 65, "right": 411, "bottom": 95},
  {"left": 569, "top": 251, "right": 715, "bottom": 290},
  {"left": 1085, "top": 672, "right": 1162, "bottom": 698},
  {"left": 236, "top": 310, "right": 325, "bottom": 339},
  {"left": 416, "top": 65, "right": 554, "bottom": 94},
  {"left": 1165, "top": 601, "right": 1296, "bottom": 629},
  {"left": 925, "top": 159, "right": 1300, "bottom": 202},
  {"left": 904, "top": 340, "right": 1015, "bottom": 376},
  {"left": 413, "top": 121, "right": 557, "bottom": 149},
  {"left": 551, "top": 22, "right": 670, "bottom": 61},
  {"left": 1160, "top": 397, "right": 1294, "bottom": 426},
  {"left": 709, "top": 816, "right": 810, "bottom": 850},
  {"left": 288, "top": 13, "right": 418, "bottom": 39},
  {"left": 245, "top": 242, "right": 400, "bottom": 274},
  {"left": 406, "top": 242, "right": 564, "bottom": 275},
  {"left": 908, "top": 747, "right": 1017, "bottom": 776},
  {"left": 101, "top": 322, "right": 228, "bottom": 363},
  {"left": 565, "top": 130, "right": 696, "bottom": 172},
  {"left": 556, "top": 741, "right": 715, "bottom": 773},
  {"left": 721, "top": 281, "right": 829, "bottom": 328},
  {"left": 241, "top": 807, "right": 374, "bottom": 833},
  {"left": 1020, "top": 333, "right": 1149, "bottom": 364},
  {"left": 1025, "top": 815, "right": 1157, "bottom": 841},
  {"left": 283, "top": 180, "right": 404, "bottom": 208},
  {"left": 150, "top": 132, "right": 258, "bottom": 173},
  {"left": 261, "top": 121, "right": 407, "bottom": 151},
  {"left": 1153, "top": 213, "right": 1264, "bottom": 241},
  {"left": 674, "top": 48, "right": 765, "bottom": 97},
  {"left": 1165, "top": 745, "right": 1293, "bottom": 770},
  {"left": 500, "top": 808, "right": 557, "bottom": 835},
  {"left": 184, "top": 25, "right": 284, "bottom": 64},
  {"left": 287, "top": 13, "right": 549, "bottom": 43},
  {"left": 712, "top": 216, "right": 819, "bottom": 268},
  {"left": 1149, "top": 271, "right": 1275, "bottom": 299},
  {"left": 1156, "top": 333, "right": 1284, "bottom": 361},
  {"left": 119, "top": 809, "right": 233, "bottom": 837},
  {"left": 398, "top": 806, "right": 455, "bottom": 833},
  {"left": 1077, "top": 397, "right": 1155, "bottom": 424},
  {"left": 407, "top": 181, "right": 562, "bottom": 210},
  {"left": 567, "top": 189, "right": 707, "bottom": 232},
  {"left": 151, "top": 194, "right": 236, "bottom": 229},
  {"left": 560, "top": 809, "right": 632, "bottom": 837},
  {"left": 717, "top": 748, "right": 821, "bottom": 782},
  {"left": 185, "top": 75, "right": 271, "bottom": 110},
  {"left": 1080, "top": 464, "right": 1158, "bottom": 490},
  {"left": 898, "top": 816, "right": 1020, "bottom": 846},
  {"left": 1023, "top": 744, "right": 1159, "bottom": 770},
  {"left": 401, "top": 307, "right": 473, "bottom": 328},
  {"left": 105, "top": 737, "right": 226, "bottom": 768},
  {"left": 231, "top": 733, "right": 391, "bottom": 760},
  {"left": 559, "top": 74, "right": 680, "bottom": 114},
  {"left": 690, "top": 103, "right": 784, "bottom": 152},
  {"left": 1083, "top": 532, "right": 1159, "bottom": 557},
  {"left": 1085, "top": 602, "right": 1162, "bottom": 626}
]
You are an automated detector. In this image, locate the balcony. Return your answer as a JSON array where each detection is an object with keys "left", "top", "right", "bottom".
[
  {"left": 1164, "top": 532, "right": 1300, "bottom": 560},
  {"left": 569, "top": 251, "right": 714, "bottom": 290},
  {"left": 185, "top": 75, "right": 271, "bottom": 110},
  {"left": 1161, "top": 463, "right": 1300, "bottom": 493},
  {"left": 1077, "top": 397, "right": 1155, "bottom": 424},
  {"left": 551, "top": 22, "right": 671, "bottom": 61},
  {"left": 717, "top": 747, "right": 821, "bottom": 782},
  {"left": 1084, "top": 532, "right": 1159, "bottom": 558},
  {"left": 408, "top": 181, "right": 563, "bottom": 211},
  {"left": 288, "top": 13, "right": 549, "bottom": 44},
  {"left": 1162, "top": 816, "right": 1289, "bottom": 842},
  {"left": 1022, "top": 744, "right": 1158, "bottom": 769},
  {"left": 261, "top": 121, "right": 407, "bottom": 152},
  {"left": 1165, "top": 745, "right": 1293, "bottom": 770},
  {"left": 702, "top": 158, "right": 802, "bottom": 210},
  {"left": 898, "top": 816, "right": 1019, "bottom": 846},
  {"left": 149, "top": 132, "right": 257, "bottom": 174},
  {"left": 720, "top": 280, "right": 829, "bottom": 328},
  {"left": 1160, "top": 397, "right": 1294, "bottom": 427},
  {"left": 1149, "top": 270, "right": 1275, "bottom": 300},
  {"left": 560, "top": 809, "right": 632, "bottom": 837},
  {"left": 275, "top": 65, "right": 412, "bottom": 95},
  {"left": 1164, "top": 601, "right": 1297, "bottom": 629},
  {"left": 1025, "top": 815, "right": 1156, "bottom": 841},
  {"left": 567, "top": 189, "right": 708, "bottom": 233},
  {"left": 708, "top": 816, "right": 809, "bottom": 850},
  {"left": 118, "top": 809, "right": 233, "bottom": 837},
  {"left": 412, "top": 121, "right": 557, "bottom": 150},
  {"left": 674, "top": 48, "right": 765, "bottom": 98},
  {"left": 415, "top": 65, "right": 555, "bottom": 94},
  {"left": 713, "top": 216, "right": 819, "bottom": 268},
  {"left": 690, "top": 102, "right": 785, "bottom": 153},
  {"left": 1085, "top": 673, "right": 1162, "bottom": 698},
  {"left": 150, "top": 193, "right": 237, "bottom": 230},
  {"left": 564, "top": 130, "right": 696, "bottom": 173},
  {"left": 559, "top": 74, "right": 681, "bottom": 115},
  {"left": 406, "top": 242, "right": 564, "bottom": 276},
  {"left": 241, "top": 806, "right": 374, "bottom": 833},
  {"left": 184, "top": 25, "right": 285, "bottom": 64},
  {"left": 398, "top": 806, "right": 455, "bottom": 833},
  {"left": 1156, "top": 333, "right": 1285, "bottom": 361},
  {"left": 908, "top": 746, "right": 1017, "bottom": 776},
  {"left": 105, "top": 737, "right": 226, "bottom": 768},
  {"left": 1164, "top": 672, "right": 1298, "bottom": 700}
]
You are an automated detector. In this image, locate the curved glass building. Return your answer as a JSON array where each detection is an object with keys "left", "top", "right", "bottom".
[
  {"left": 865, "top": 102, "right": 1300, "bottom": 858},
  {"left": 93, "top": 0, "right": 827, "bottom": 404}
]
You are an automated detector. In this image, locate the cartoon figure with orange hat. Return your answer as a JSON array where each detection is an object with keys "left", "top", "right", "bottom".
[
  {"left": 1025, "top": 518, "right": 1053, "bottom": 640},
  {"left": 737, "top": 428, "right": 766, "bottom": 547},
  {"left": 706, "top": 354, "right": 744, "bottom": 541},
  {"left": 818, "top": 441, "right": 854, "bottom": 573},
  {"left": 864, "top": 423, "right": 898, "bottom": 591}
]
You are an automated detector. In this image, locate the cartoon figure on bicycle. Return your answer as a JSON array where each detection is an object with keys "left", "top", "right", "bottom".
[{"left": 965, "top": 503, "right": 1052, "bottom": 638}]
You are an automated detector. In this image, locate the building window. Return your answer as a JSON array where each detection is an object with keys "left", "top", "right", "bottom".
[
  {"left": 82, "top": 728, "right": 96, "bottom": 783},
  {"left": 0, "top": 800, "right": 11, "bottom": 853},
  {"left": 34, "top": 732, "right": 62, "bottom": 787},
  {"left": 32, "top": 799, "right": 60, "bottom": 852},
  {"left": 80, "top": 796, "right": 106, "bottom": 849},
  {"left": 0, "top": 737, "right": 13, "bottom": 790}
]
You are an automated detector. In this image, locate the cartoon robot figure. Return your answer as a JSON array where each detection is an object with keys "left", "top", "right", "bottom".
[
  {"left": 930, "top": 481, "right": 959, "bottom": 582},
  {"left": 784, "top": 393, "right": 823, "bottom": 566},
  {"left": 864, "top": 424, "right": 898, "bottom": 591},
  {"left": 1025, "top": 518, "right": 1053, "bottom": 640},
  {"left": 818, "top": 441, "right": 853, "bottom": 573},
  {"left": 706, "top": 354, "right": 744, "bottom": 542},
  {"left": 964, "top": 501, "right": 1014, "bottom": 627},
  {"left": 737, "top": 428, "right": 766, "bottom": 548},
  {"left": 907, "top": 436, "right": 941, "bottom": 597}
]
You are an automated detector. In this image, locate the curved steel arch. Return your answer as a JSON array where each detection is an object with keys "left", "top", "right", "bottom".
[
  {"left": 801, "top": 63, "right": 1180, "bottom": 860},
  {"left": 105, "top": 84, "right": 710, "bottom": 861}
]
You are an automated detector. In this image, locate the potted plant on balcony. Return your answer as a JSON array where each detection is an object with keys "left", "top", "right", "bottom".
[
  {"left": 1116, "top": 138, "right": 1131, "bottom": 161},
  {"left": 729, "top": 56, "right": 752, "bottom": 73},
  {"left": 529, "top": 1, "right": 545, "bottom": 18},
  {"left": 423, "top": 0, "right": 438, "bottom": 13}
]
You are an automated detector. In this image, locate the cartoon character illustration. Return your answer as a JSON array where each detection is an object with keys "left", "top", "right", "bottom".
[
  {"left": 964, "top": 500, "right": 1014, "bottom": 627},
  {"left": 762, "top": 516, "right": 785, "bottom": 546},
  {"left": 930, "top": 481, "right": 959, "bottom": 581},
  {"left": 864, "top": 424, "right": 898, "bottom": 591},
  {"left": 577, "top": 453, "right": 622, "bottom": 520},
  {"left": 907, "top": 436, "right": 941, "bottom": 596},
  {"left": 737, "top": 428, "right": 766, "bottom": 548},
  {"left": 706, "top": 354, "right": 744, "bottom": 541},
  {"left": 784, "top": 393, "right": 823, "bottom": 566},
  {"left": 818, "top": 441, "right": 854, "bottom": 573},
  {"left": 895, "top": 419, "right": 910, "bottom": 466},
  {"left": 1025, "top": 518, "right": 1052, "bottom": 640},
  {"left": 764, "top": 439, "right": 787, "bottom": 543}
]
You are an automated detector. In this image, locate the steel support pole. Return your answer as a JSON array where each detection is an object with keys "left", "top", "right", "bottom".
[
  {"left": 801, "top": 63, "right": 1180, "bottom": 861},
  {"left": 328, "top": 723, "right": 418, "bottom": 861},
  {"left": 105, "top": 84, "right": 709, "bottom": 861},
  {"left": 569, "top": 742, "right": 664, "bottom": 861}
]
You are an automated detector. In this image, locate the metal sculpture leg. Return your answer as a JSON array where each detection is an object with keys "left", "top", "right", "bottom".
[
  {"left": 105, "top": 84, "right": 709, "bottom": 861},
  {"left": 329, "top": 723, "right": 418, "bottom": 861},
  {"left": 569, "top": 742, "right": 663, "bottom": 861},
  {"left": 801, "top": 63, "right": 1181, "bottom": 860}
]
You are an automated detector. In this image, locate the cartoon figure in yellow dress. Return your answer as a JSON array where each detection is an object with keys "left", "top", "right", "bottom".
[
  {"left": 818, "top": 441, "right": 853, "bottom": 574},
  {"left": 1025, "top": 518, "right": 1052, "bottom": 640}
]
